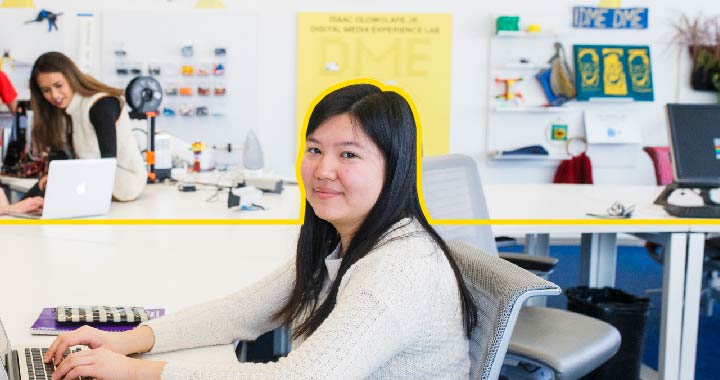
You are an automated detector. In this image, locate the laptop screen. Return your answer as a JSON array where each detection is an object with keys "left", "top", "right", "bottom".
[{"left": 667, "top": 104, "right": 720, "bottom": 186}]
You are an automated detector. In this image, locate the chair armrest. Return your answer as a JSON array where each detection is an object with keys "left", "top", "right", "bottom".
[{"left": 499, "top": 253, "right": 558, "bottom": 274}]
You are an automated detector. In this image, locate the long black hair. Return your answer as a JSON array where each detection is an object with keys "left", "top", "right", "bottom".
[{"left": 275, "top": 83, "right": 477, "bottom": 339}]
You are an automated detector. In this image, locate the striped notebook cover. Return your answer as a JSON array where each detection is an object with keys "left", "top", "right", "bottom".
[{"left": 30, "top": 307, "right": 165, "bottom": 336}]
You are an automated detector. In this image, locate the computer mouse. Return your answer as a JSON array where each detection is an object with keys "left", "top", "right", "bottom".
[
  {"left": 709, "top": 188, "right": 720, "bottom": 205},
  {"left": 667, "top": 188, "right": 705, "bottom": 207}
]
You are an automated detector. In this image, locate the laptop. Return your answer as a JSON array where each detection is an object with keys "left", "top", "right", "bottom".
[
  {"left": 0, "top": 317, "right": 85, "bottom": 380},
  {"left": 12, "top": 158, "right": 117, "bottom": 219}
]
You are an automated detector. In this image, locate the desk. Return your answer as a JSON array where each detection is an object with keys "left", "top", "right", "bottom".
[
  {"left": 484, "top": 184, "right": 697, "bottom": 380},
  {"left": 107, "top": 182, "right": 301, "bottom": 220},
  {"left": 0, "top": 224, "right": 297, "bottom": 363},
  {"left": 0, "top": 180, "right": 302, "bottom": 220}
]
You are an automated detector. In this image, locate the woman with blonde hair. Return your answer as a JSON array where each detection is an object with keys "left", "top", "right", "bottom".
[{"left": 29, "top": 51, "right": 146, "bottom": 201}]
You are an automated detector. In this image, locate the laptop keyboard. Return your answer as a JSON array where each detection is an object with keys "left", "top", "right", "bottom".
[{"left": 24, "top": 347, "right": 83, "bottom": 380}]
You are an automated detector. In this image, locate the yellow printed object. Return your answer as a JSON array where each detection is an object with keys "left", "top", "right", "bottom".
[
  {"left": 602, "top": 48, "right": 627, "bottom": 96},
  {"left": 296, "top": 13, "right": 453, "bottom": 156},
  {"left": 194, "top": 0, "right": 224, "bottom": 9},
  {"left": 598, "top": 0, "right": 621, "bottom": 7},
  {"left": 0, "top": 0, "right": 35, "bottom": 8}
]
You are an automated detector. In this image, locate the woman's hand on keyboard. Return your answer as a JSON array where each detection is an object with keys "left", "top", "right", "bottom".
[
  {"left": 43, "top": 326, "right": 133, "bottom": 365},
  {"left": 50, "top": 347, "right": 165, "bottom": 380}
]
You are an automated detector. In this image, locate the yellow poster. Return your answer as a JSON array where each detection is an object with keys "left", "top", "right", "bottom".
[{"left": 296, "top": 13, "right": 452, "bottom": 155}]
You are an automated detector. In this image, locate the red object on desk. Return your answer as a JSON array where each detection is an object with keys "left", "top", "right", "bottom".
[{"left": 553, "top": 152, "right": 593, "bottom": 184}]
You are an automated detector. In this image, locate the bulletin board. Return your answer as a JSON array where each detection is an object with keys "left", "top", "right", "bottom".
[
  {"left": 296, "top": 13, "right": 453, "bottom": 156},
  {"left": 100, "top": 10, "right": 259, "bottom": 150}
]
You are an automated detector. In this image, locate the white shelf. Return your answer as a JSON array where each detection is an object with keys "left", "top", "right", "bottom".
[
  {"left": 492, "top": 153, "right": 570, "bottom": 161},
  {"left": 496, "top": 63, "right": 550, "bottom": 70},
  {"left": 494, "top": 31, "right": 559, "bottom": 38},
  {"left": 492, "top": 105, "right": 573, "bottom": 113}
]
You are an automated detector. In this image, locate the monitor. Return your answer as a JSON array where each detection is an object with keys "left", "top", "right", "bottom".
[{"left": 666, "top": 103, "right": 720, "bottom": 187}]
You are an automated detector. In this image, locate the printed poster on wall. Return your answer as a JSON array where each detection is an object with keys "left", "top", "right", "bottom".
[
  {"left": 296, "top": 13, "right": 453, "bottom": 155},
  {"left": 573, "top": 45, "right": 654, "bottom": 101}
]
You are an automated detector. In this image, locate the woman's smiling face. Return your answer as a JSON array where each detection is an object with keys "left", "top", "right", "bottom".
[
  {"left": 36, "top": 72, "right": 74, "bottom": 109},
  {"left": 301, "top": 113, "right": 385, "bottom": 233}
]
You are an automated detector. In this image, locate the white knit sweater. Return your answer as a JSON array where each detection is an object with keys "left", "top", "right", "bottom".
[{"left": 142, "top": 219, "right": 470, "bottom": 379}]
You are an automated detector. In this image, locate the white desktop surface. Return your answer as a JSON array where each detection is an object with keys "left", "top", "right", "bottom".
[
  {"left": 0, "top": 224, "right": 297, "bottom": 362},
  {"left": 485, "top": 184, "right": 683, "bottom": 233},
  {"left": 108, "top": 182, "right": 302, "bottom": 220},
  {"left": 0, "top": 180, "right": 302, "bottom": 220}
]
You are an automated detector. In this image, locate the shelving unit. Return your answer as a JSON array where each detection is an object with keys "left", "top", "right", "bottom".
[
  {"left": 486, "top": 19, "right": 648, "bottom": 169},
  {"left": 487, "top": 29, "right": 581, "bottom": 164}
]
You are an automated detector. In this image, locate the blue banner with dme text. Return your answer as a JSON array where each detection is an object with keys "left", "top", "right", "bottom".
[{"left": 573, "top": 6, "right": 648, "bottom": 29}]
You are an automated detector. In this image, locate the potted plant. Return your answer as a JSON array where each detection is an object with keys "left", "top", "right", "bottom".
[{"left": 672, "top": 13, "right": 720, "bottom": 92}]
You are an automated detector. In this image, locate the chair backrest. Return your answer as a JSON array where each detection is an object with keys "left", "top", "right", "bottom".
[
  {"left": 447, "top": 240, "right": 560, "bottom": 380},
  {"left": 421, "top": 154, "right": 498, "bottom": 255},
  {"left": 642, "top": 146, "right": 673, "bottom": 185}
]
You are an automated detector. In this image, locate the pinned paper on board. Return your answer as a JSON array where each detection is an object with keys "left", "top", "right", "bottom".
[
  {"left": 0, "top": 0, "right": 35, "bottom": 8},
  {"left": 584, "top": 110, "right": 641, "bottom": 144}
]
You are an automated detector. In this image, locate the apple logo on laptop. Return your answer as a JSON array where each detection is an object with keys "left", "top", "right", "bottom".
[{"left": 75, "top": 182, "right": 87, "bottom": 196}]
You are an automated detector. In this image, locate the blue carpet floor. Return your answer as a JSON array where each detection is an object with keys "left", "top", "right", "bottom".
[{"left": 498, "top": 244, "right": 720, "bottom": 380}]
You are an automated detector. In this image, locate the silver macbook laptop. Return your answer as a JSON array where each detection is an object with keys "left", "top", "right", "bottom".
[
  {"left": 0, "top": 317, "right": 85, "bottom": 380},
  {"left": 13, "top": 158, "right": 116, "bottom": 219}
]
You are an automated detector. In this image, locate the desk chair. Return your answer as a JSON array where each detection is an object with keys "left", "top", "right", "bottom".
[
  {"left": 422, "top": 154, "right": 621, "bottom": 380},
  {"left": 642, "top": 146, "right": 720, "bottom": 316},
  {"left": 237, "top": 240, "right": 560, "bottom": 379},
  {"left": 447, "top": 240, "right": 560, "bottom": 380},
  {"left": 642, "top": 146, "right": 673, "bottom": 186}
]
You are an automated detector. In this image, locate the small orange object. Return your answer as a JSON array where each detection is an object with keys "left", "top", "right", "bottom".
[
  {"left": 495, "top": 77, "right": 524, "bottom": 101},
  {"left": 179, "top": 87, "right": 193, "bottom": 96}
]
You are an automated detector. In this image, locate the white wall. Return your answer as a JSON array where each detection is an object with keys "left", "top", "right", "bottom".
[{"left": 2, "top": 0, "right": 718, "bottom": 182}]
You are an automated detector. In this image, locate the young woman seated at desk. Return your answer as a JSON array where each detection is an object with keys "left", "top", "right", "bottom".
[{"left": 43, "top": 83, "right": 478, "bottom": 379}]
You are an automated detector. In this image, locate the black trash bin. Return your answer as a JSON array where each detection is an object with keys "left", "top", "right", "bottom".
[{"left": 565, "top": 286, "right": 650, "bottom": 380}]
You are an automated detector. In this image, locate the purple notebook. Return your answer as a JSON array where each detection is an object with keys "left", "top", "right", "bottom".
[{"left": 30, "top": 308, "right": 165, "bottom": 336}]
